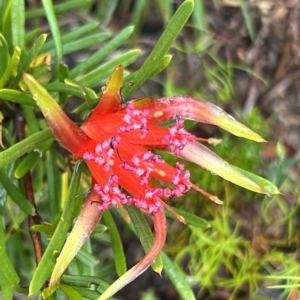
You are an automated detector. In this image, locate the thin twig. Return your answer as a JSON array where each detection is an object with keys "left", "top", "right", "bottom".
[{"left": 15, "top": 112, "right": 44, "bottom": 265}]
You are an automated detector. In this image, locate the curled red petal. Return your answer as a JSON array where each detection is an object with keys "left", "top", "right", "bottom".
[{"left": 98, "top": 207, "right": 167, "bottom": 300}]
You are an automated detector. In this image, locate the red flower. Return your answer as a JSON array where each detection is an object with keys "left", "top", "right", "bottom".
[{"left": 24, "top": 65, "right": 278, "bottom": 300}]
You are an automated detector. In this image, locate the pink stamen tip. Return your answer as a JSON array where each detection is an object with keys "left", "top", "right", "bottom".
[
  {"left": 171, "top": 163, "right": 191, "bottom": 196},
  {"left": 163, "top": 118, "right": 196, "bottom": 155},
  {"left": 120, "top": 151, "right": 163, "bottom": 185},
  {"left": 83, "top": 136, "right": 121, "bottom": 172},
  {"left": 93, "top": 174, "right": 163, "bottom": 215},
  {"left": 119, "top": 103, "right": 150, "bottom": 137},
  {"left": 94, "top": 175, "right": 127, "bottom": 211}
]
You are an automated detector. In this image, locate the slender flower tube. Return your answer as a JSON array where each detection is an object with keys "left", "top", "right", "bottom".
[
  {"left": 49, "top": 187, "right": 103, "bottom": 287},
  {"left": 24, "top": 65, "right": 279, "bottom": 299}
]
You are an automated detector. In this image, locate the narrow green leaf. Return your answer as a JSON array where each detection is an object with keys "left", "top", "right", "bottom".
[
  {"left": 70, "top": 286, "right": 101, "bottom": 300},
  {"left": 91, "top": 224, "right": 107, "bottom": 235},
  {"left": 42, "top": 0, "right": 62, "bottom": 76},
  {"left": 96, "top": 0, "right": 118, "bottom": 27},
  {"left": 72, "top": 240, "right": 94, "bottom": 276},
  {"left": 60, "top": 284, "right": 83, "bottom": 300},
  {"left": 78, "top": 49, "right": 141, "bottom": 87},
  {"left": 76, "top": 247, "right": 99, "bottom": 267},
  {"left": 41, "top": 285, "right": 58, "bottom": 299},
  {"left": 0, "top": 1, "right": 5, "bottom": 30},
  {"left": 46, "top": 150, "right": 60, "bottom": 221},
  {"left": 0, "top": 89, "right": 36, "bottom": 106},
  {"left": 126, "top": 206, "right": 163, "bottom": 273},
  {"left": 0, "top": 163, "right": 13, "bottom": 208},
  {"left": 45, "top": 82, "right": 98, "bottom": 100},
  {"left": 165, "top": 207, "right": 209, "bottom": 229},
  {"left": 61, "top": 275, "right": 109, "bottom": 290},
  {"left": 42, "top": 22, "right": 100, "bottom": 53},
  {"left": 0, "top": 34, "right": 9, "bottom": 78},
  {"left": 26, "top": 0, "right": 91, "bottom": 19},
  {"left": 156, "top": 0, "right": 172, "bottom": 24},
  {"left": 149, "top": 54, "right": 173, "bottom": 77},
  {"left": 11, "top": 0, "right": 25, "bottom": 49},
  {"left": 0, "top": 128, "right": 53, "bottom": 169},
  {"left": 61, "top": 275, "right": 113, "bottom": 298},
  {"left": 22, "top": 105, "right": 40, "bottom": 134},
  {"left": 47, "top": 33, "right": 111, "bottom": 56},
  {"left": 70, "top": 25, "right": 135, "bottom": 77},
  {"left": 122, "top": 54, "right": 173, "bottom": 90},
  {"left": 0, "top": 169, "right": 35, "bottom": 215},
  {"left": 103, "top": 211, "right": 127, "bottom": 276},
  {"left": 161, "top": 252, "right": 196, "bottom": 300},
  {"left": 58, "top": 63, "right": 69, "bottom": 106},
  {"left": 29, "top": 170, "right": 82, "bottom": 295},
  {"left": 0, "top": 268, "right": 13, "bottom": 300},
  {"left": 14, "top": 151, "right": 41, "bottom": 179},
  {"left": 25, "top": 27, "right": 41, "bottom": 44},
  {"left": 31, "top": 224, "right": 52, "bottom": 233},
  {"left": 130, "top": 0, "right": 147, "bottom": 40},
  {"left": 9, "top": 34, "right": 47, "bottom": 88},
  {"left": 1, "top": 1, "right": 11, "bottom": 43},
  {"left": 0, "top": 46, "right": 20, "bottom": 88},
  {"left": 239, "top": 0, "right": 256, "bottom": 41},
  {"left": 0, "top": 220, "right": 20, "bottom": 287},
  {"left": 30, "top": 64, "right": 51, "bottom": 80},
  {"left": 122, "top": 0, "right": 194, "bottom": 98},
  {"left": 192, "top": 0, "right": 208, "bottom": 31}
]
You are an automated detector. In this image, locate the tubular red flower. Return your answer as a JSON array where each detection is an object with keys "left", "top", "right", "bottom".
[{"left": 24, "top": 65, "right": 278, "bottom": 300}]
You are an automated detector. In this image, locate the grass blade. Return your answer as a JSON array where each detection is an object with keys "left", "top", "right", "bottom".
[
  {"left": 42, "top": 0, "right": 62, "bottom": 76},
  {"left": 9, "top": 34, "right": 47, "bottom": 88},
  {"left": 0, "top": 34, "right": 9, "bottom": 78},
  {"left": 239, "top": 0, "right": 256, "bottom": 41},
  {"left": 0, "top": 169, "right": 35, "bottom": 215},
  {"left": 0, "top": 89, "right": 36, "bottom": 106},
  {"left": 48, "top": 33, "right": 111, "bottom": 56},
  {"left": 41, "top": 22, "right": 100, "bottom": 53},
  {"left": 0, "top": 128, "right": 53, "bottom": 169},
  {"left": 103, "top": 211, "right": 127, "bottom": 276},
  {"left": 165, "top": 207, "right": 209, "bottom": 229},
  {"left": 26, "top": 0, "right": 91, "bottom": 19},
  {"left": 161, "top": 251, "right": 196, "bottom": 300},
  {"left": 122, "top": 0, "right": 194, "bottom": 98},
  {"left": 44, "top": 83, "right": 98, "bottom": 100},
  {"left": 0, "top": 218, "right": 20, "bottom": 287},
  {"left": 126, "top": 206, "right": 163, "bottom": 273},
  {"left": 11, "top": 0, "right": 25, "bottom": 49},
  {"left": 0, "top": 46, "right": 20, "bottom": 89}
]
